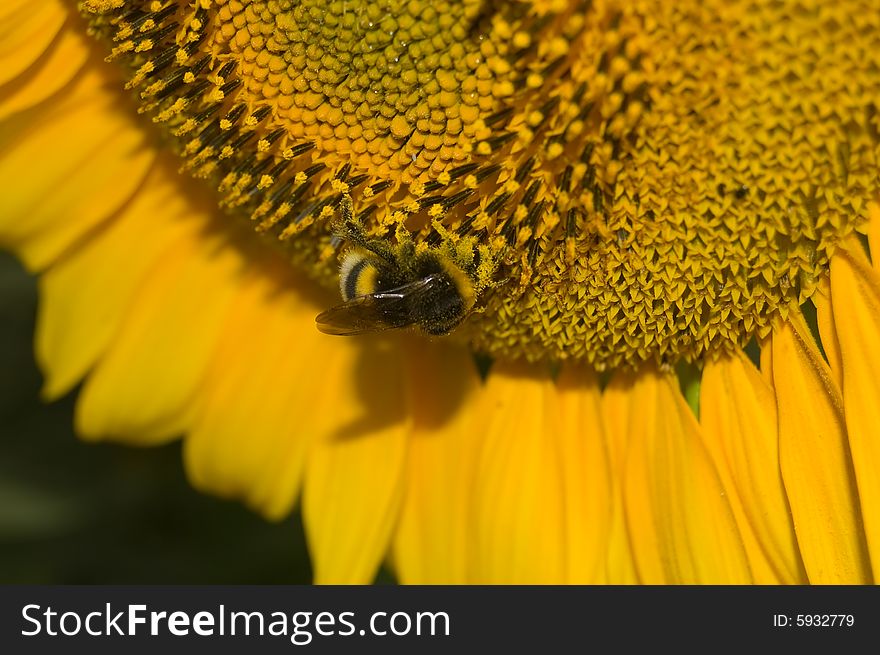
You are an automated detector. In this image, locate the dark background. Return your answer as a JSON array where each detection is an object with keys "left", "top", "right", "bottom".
[{"left": 0, "top": 251, "right": 316, "bottom": 583}]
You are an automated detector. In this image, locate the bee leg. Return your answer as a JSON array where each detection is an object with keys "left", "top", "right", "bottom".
[
  {"left": 335, "top": 194, "right": 366, "bottom": 242},
  {"left": 335, "top": 194, "right": 397, "bottom": 265}
]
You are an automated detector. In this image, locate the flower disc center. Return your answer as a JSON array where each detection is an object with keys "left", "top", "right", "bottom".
[{"left": 82, "top": 0, "right": 879, "bottom": 367}]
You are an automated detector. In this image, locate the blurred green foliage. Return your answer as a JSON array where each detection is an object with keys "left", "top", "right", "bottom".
[{"left": 0, "top": 251, "right": 314, "bottom": 583}]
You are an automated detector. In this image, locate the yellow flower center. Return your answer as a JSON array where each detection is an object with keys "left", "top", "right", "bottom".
[{"left": 81, "top": 0, "right": 879, "bottom": 368}]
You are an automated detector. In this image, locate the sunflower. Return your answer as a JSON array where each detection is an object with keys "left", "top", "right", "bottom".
[{"left": 2, "top": 0, "right": 879, "bottom": 584}]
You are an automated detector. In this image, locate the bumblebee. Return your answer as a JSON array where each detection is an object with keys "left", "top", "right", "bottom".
[{"left": 316, "top": 197, "right": 483, "bottom": 336}]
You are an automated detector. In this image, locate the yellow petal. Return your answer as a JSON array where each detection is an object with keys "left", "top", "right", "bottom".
[
  {"left": 600, "top": 371, "right": 640, "bottom": 584},
  {"left": 812, "top": 278, "right": 843, "bottom": 390},
  {"left": 184, "top": 272, "right": 334, "bottom": 521},
  {"left": 770, "top": 312, "right": 872, "bottom": 583},
  {"left": 470, "top": 363, "right": 611, "bottom": 583},
  {"left": 701, "top": 352, "right": 806, "bottom": 584},
  {"left": 759, "top": 337, "right": 774, "bottom": 388},
  {"left": 829, "top": 250, "right": 880, "bottom": 573},
  {"left": 555, "top": 366, "right": 612, "bottom": 584},
  {"left": 302, "top": 339, "right": 409, "bottom": 584},
  {"left": 470, "top": 364, "right": 563, "bottom": 583},
  {"left": 0, "top": 0, "right": 33, "bottom": 21},
  {"left": 0, "top": 20, "right": 90, "bottom": 121},
  {"left": 601, "top": 371, "right": 634, "bottom": 471},
  {"left": 35, "top": 164, "right": 199, "bottom": 399},
  {"left": 867, "top": 201, "right": 880, "bottom": 269},
  {"left": 0, "top": 0, "right": 66, "bottom": 87},
  {"left": 74, "top": 231, "right": 242, "bottom": 444},
  {"left": 0, "top": 69, "right": 154, "bottom": 270},
  {"left": 623, "top": 366, "right": 751, "bottom": 583},
  {"left": 390, "top": 344, "right": 483, "bottom": 584}
]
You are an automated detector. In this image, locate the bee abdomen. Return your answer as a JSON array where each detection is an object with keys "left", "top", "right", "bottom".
[{"left": 339, "top": 251, "right": 378, "bottom": 301}]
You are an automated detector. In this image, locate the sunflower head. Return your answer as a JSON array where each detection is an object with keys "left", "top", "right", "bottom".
[
  {"left": 6, "top": 0, "right": 880, "bottom": 587},
  {"left": 80, "top": 0, "right": 878, "bottom": 368}
]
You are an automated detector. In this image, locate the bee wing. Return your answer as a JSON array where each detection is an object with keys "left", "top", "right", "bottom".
[
  {"left": 315, "top": 276, "right": 441, "bottom": 336},
  {"left": 315, "top": 293, "right": 411, "bottom": 336}
]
